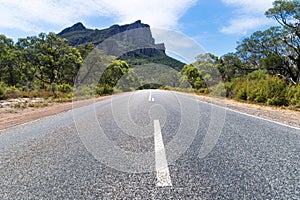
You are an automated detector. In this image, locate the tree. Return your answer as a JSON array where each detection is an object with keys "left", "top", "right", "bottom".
[
  {"left": 99, "top": 60, "right": 129, "bottom": 88},
  {"left": 0, "top": 35, "right": 22, "bottom": 86},
  {"left": 76, "top": 43, "right": 95, "bottom": 59},
  {"left": 266, "top": 0, "right": 300, "bottom": 38},
  {"left": 194, "top": 53, "right": 222, "bottom": 86},
  {"left": 236, "top": 27, "right": 284, "bottom": 72},
  {"left": 180, "top": 53, "right": 226, "bottom": 90},
  {"left": 233, "top": 1, "right": 300, "bottom": 83},
  {"left": 181, "top": 64, "right": 201, "bottom": 89},
  {"left": 15, "top": 36, "right": 39, "bottom": 89},
  {"left": 265, "top": 0, "right": 300, "bottom": 82},
  {"left": 31, "top": 33, "right": 82, "bottom": 95},
  {"left": 218, "top": 53, "right": 245, "bottom": 82}
]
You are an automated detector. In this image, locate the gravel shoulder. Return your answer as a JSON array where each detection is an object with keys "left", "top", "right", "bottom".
[
  {"left": 0, "top": 96, "right": 113, "bottom": 130},
  {"left": 194, "top": 94, "right": 300, "bottom": 129},
  {"left": 0, "top": 92, "right": 299, "bottom": 130}
]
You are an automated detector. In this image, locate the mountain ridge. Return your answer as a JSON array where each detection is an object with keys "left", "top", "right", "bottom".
[{"left": 58, "top": 20, "right": 185, "bottom": 70}]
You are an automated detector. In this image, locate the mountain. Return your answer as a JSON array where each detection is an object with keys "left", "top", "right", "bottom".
[{"left": 58, "top": 20, "right": 185, "bottom": 71}]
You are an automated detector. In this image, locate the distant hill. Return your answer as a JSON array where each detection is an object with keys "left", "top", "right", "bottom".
[{"left": 58, "top": 20, "right": 185, "bottom": 71}]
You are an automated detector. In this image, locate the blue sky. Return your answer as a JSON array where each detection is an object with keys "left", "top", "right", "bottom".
[{"left": 0, "top": 0, "right": 276, "bottom": 57}]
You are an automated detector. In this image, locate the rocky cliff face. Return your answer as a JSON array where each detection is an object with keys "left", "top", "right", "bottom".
[
  {"left": 58, "top": 20, "right": 165, "bottom": 56},
  {"left": 58, "top": 20, "right": 184, "bottom": 70}
]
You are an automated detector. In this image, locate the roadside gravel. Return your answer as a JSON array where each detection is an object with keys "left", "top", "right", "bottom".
[{"left": 0, "top": 96, "right": 112, "bottom": 130}]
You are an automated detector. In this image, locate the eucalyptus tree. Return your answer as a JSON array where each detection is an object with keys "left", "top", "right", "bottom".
[
  {"left": 31, "top": 33, "right": 82, "bottom": 92},
  {"left": 234, "top": 0, "right": 300, "bottom": 83}
]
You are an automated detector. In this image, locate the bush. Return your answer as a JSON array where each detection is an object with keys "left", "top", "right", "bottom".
[
  {"left": 246, "top": 79, "right": 268, "bottom": 103},
  {"left": 246, "top": 70, "right": 268, "bottom": 80},
  {"left": 4, "top": 86, "right": 21, "bottom": 99},
  {"left": 57, "top": 84, "right": 73, "bottom": 93},
  {"left": 286, "top": 84, "right": 300, "bottom": 107},
  {"left": 232, "top": 79, "right": 248, "bottom": 100},
  {"left": 159, "top": 85, "right": 171, "bottom": 90},
  {"left": 96, "top": 85, "right": 113, "bottom": 96},
  {"left": 264, "top": 76, "right": 287, "bottom": 106},
  {"left": 210, "top": 82, "right": 233, "bottom": 97},
  {"left": 73, "top": 85, "right": 96, "bottom": 98},
  {"left": 0, "top": 82, "right": 4, "bottom": 99},
  {"left": 210, "top": 82, "right": 226, "bottom": 97},
  {"left": 197, "top": 88, "right": 209, "bottom": 94},
  {"left": 230, "top": 74, "right": 288, "bottom": 106}
]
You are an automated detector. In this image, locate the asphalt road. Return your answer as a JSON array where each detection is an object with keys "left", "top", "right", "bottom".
[{"left": 1, "top": 90, "right": 299, "bottom": 199}]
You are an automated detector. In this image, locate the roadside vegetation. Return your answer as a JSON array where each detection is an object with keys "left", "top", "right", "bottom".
[
  {"left": 179, "top": 0, "right": 300, "bottom": 108},
  {"left": 0, "top": 0, "right": 299, "bottom": 109}
]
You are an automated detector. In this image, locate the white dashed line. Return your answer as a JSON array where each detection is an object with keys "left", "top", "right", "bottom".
[
  {"left": 154, "top": 120, "right": 172, "bottom": 187},
  {"left": 149, "top": 91, "right": 155, "bottom": 102},
  {"left": 149, "top": 91, "right": 152, "bottom": 102}
]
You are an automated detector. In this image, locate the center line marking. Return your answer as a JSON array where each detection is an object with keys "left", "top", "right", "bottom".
[
  {"left": 154, "top": 120, "right": 172, "bottom": 187},
  {"left": 149, "top": 91, "right": 152, "bottom": 102}
]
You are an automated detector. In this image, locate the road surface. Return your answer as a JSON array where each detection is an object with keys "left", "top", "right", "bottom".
[{"left": 1, "top": 90, "right": 299, "bottom": 199}]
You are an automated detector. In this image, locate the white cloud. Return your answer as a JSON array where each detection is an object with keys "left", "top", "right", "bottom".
[
  {"left": 221, "top": 0, "right": 275, "bottom": 35},
  {"left": 220, "top": 17, "right": 273, "bottom": 35},
  {"left": 99, "top": 0, "right": 197, "bottom": 29},
  {"left": 222, "top": 0, "right": 273, "bottom": 13},
  {"left": 0, "top": 0, "right": 197, "bottom": 34}
]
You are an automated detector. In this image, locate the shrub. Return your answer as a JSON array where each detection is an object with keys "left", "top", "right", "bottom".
[
  {"left": 232, "top": 79, "right": 248, "bottom": 100},
  {"left": 286, "top": 84, "right": 300, "bottom": 107},
  {"left": 210, "top": 82, "right": 227, "bottom": 97},
  {"left": 96, "top": 85, "right": 113, "bottom": 96},
  {"left": 74, "top": 85, "right": 96, "bottom": 98},
  {"left": 247, "top": 79, "right": 267, "bottom": 103},
  {"left": 57, "top": 84, "right": 73, "bottom": 93},
  {"left": 246, "top": 70, "right": 268, "bottom": 80},
  {"left": 197, "top": 88, "right": 209, "bottom": 94},
  {"left": 4, "top": 86, "right": 21, "bottom": 99},
  {"left": 159, "top": 85, "right": 171, "bottom": 90},
  {"left": 0, "top": 82, "right": 4, "bottom": 99},
  {"left": 230, "top": 74, "right": 288, "bottom": 106},
  {"left": 264, "top": 76, "right": 287, "bottom": 106}
]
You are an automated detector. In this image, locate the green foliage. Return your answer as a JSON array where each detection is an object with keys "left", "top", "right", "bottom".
[
  {"left": 197, "top": 88, "right": 209, "bottom": 94},
  {"left": 159, "top": 85, "right": 171, "bottom": 90},
  {"left": 32, "top": 33, "right": 83, "bottom": 86},
  {"left": 210, "top": 82, "right": 227, "bottom": 97},
  {"left": 232, "top": 79, "right": 248, "bottom": 100},
  {"left": 233, "top": 0, "right": 300, "bottom": 83},
  {"left": 137, "top": 83, "right": 162, "bottom": 90},
  {"left": 119, "top": 50, "right": 185, "bottom": 71},
  {"left": 99, "top": 60, "right": 129, "bottom": 88},
  {"left": 57, "top": 84, "right": 73, "bottom": 93},
  {"left": 115, "top": 68, "right": 141, "bottom": 92},
  {"left": 0, "top": 31, "right": 126, "bottom": 100},
  {"left": 181, "top": 64, "right": 200, "bottom": 89},
  {"left": 265, "top": 77, "right": 287, "bottom": 106},
  {"left": 246, "top": 70, "right": 268, "bottom": 80},
  {"left": 286, "top": 85, "right": 300, "bottom": 107},
  {"left": 0, "top": 82, "right": 5, "bottom": 99},
  {"left": 218, "top": 53, "right": 245, "bottom": 82},
  {"left": 4, "top": 86, "right": 21, "bottom": 99},
  {"left": 265, "top": 0, "right": 300, "bottom": 30},
  {"left": 96, "top": 85, "right": 114, "bottom": 95},
  {"left": 180, "top": 53, "right": 225, "bottom": 93},
  {"left": 226, "top": 72, "right": 288, "bottom": 106}
]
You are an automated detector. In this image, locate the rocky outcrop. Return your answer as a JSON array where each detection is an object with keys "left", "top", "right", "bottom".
[
  {"left": 58, "top": 20, "right": 165, "bottom": 55},
  {"left": 58, "top": 22, "right": 88, "bottom": 35},
  {"left": 58, "top": 20, "right": 184, "bottom": 70}
]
